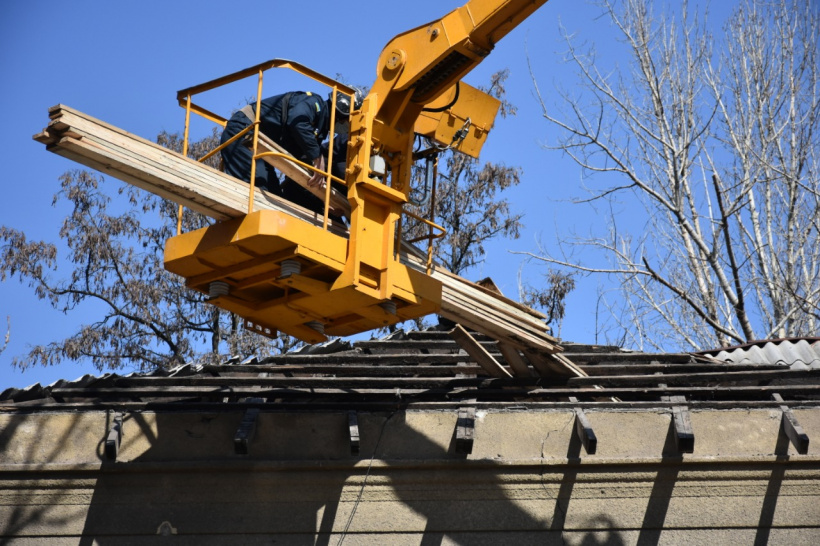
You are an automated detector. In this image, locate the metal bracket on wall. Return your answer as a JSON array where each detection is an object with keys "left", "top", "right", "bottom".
[
  {"left": 662, "top": 395, "right": 695, "bottom": 454},
  {"left": 234, "top": 398, "right": 264, "bottom": 455},
  {"left": 105, "top": 411, "right": 124, "bottom": 461},
  {"left": 348, "top": 410, "right": 360, "bottom": 456},
  {"left": 456, "top": 403, "right": 476, "bottom": 455},
  {"left": 569, "top": 397, "right": 597, "bottom": 454},
  {"left": 772, "top": 393, "right": 810, "bottom": 454}
]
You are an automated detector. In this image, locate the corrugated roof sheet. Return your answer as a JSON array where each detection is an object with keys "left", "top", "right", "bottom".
[
  {"left": 698, "top": 338, "right": 820, "bottom": 369},
  {"left": 3, "top": 328, "right": 818, "bottom": 412}
]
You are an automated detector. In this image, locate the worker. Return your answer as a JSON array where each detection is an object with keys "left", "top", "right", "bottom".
[
  {"left": 281, "top": 133, "right": 350, "bottom": 222},
  {"left": 220, "top": 90, "right": 359, "bottom": 196}
]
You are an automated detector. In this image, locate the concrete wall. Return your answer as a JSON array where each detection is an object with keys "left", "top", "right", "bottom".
[{"left": 1, "top": 408, "right": 819, "bottom": 544}]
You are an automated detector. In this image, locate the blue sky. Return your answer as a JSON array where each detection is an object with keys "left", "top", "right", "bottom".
[{"left": 0, "top": 0, "right": 729, "bottom": 388}]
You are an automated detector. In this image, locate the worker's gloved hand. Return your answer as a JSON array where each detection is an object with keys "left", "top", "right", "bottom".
[{"left": 308, "top": 156, "right": 327, "bottom": 188}]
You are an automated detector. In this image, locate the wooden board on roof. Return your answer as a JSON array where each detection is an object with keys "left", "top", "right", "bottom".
[{"left": 34, "top": 104, "right": 583, "bottom": 378}]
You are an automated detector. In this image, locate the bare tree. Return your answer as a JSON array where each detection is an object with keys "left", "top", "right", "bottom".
[
  {"left": 520, "top": 269, "right": 576, "bottom": 338},
  {"left": 528, "top": 0, "right": 820, "bottom": 350},
  {"left": 0, "top": 130, "right": 292, "bottom": 373},
  {"left": 0, "top": 316, "right": 8, "bottom": 357}
]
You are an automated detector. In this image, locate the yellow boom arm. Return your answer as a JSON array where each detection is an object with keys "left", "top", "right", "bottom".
[
  {"left": 337, "top": 0, "right": 551, "bottom": 300},
  {"left": 164, "top": 0, "right": 552, "bottom": 343},
  {"left": 373, "top": 0, "right": 550, "bottom": 132}
]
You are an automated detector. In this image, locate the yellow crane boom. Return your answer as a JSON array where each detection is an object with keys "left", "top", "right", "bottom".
[{"left": 165, "top": 0, "right": 552, "bottom": 344}]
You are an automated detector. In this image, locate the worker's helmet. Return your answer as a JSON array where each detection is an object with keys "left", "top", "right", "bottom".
[{"left": 330, "top": 88, "right": 364, "bottom": 117}]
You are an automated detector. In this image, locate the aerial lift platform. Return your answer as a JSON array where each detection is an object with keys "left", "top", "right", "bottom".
[
  {"left": 35, "top": 0, "right": 585, "bottom": 377},
  {"left": 164, "top": 0, "right": 550, "bottom": 343}
]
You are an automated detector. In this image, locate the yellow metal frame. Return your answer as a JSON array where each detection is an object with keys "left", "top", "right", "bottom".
[
  {"left": 165, "top": 209, "right": 442, "bottom": 343},
  {"left": 166, "top": 1, "right": 551, "bottom": 344},
  {"left": 166, "top": 59, "right": 445, "bottom": 343},
  {"left": 176, "top": 59, "right": 356, "bottom": 225}
]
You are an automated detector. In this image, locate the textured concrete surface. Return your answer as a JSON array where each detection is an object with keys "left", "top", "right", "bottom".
[{"left": 1, "top": 407, "right": 819, "bottom": 543}]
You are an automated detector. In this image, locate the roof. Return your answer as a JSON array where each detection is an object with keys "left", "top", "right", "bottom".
[
  {"left": 698, "top": 338, "right": 820, "bottom": 369},
  {"left": 3, "top": 327, "right": 818, "bottom": 413}
]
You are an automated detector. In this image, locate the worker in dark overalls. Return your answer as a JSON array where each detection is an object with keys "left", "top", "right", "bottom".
[
  {"left": 280, "top": 133, "right": 350, "bottom": 222},
  {"left": 220, "top": 91, "right": 358, "bottom": 198}
]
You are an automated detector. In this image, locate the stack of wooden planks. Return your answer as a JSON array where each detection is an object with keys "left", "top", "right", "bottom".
[
  {"left": 252, "top": 132, "right": 351, "bottom": 217},
  {"left": 34, "top": 104, "right": 584, "bottom": 378}
]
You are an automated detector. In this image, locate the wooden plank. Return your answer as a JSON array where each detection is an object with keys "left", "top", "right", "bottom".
[
  {"left": 109, "top": 368, "right": 815, "bottom": 388},
  {"left": 399, "top": 250, "right": 561, "bottom": 346},
  {"left": 238, "top": 349, "right": 491, "bottom": 362},
  {"left": 51, "top": 138, "right": 233, "bottom": 220},
  {"left": 565, "top": 353, "right": 695, "bottom": 364},
  {"left": 50, "top": 383, "right": 820, "bottom": 400},
  {"left": 772, "top": 393, "right": 810, "bottom": 454},
  {"left": 461, "top": 275, "right": 548, "bottom": 321},
  {"left": 449, "top": 325, "right": 512, "bottom": 378},
  {"left": 52, "top": 134, "right": 293, "bottom": 223},
  {"left": 440, "top": 286, "right": 556, "bottom": 341},
  {"left": 206, "top": 363, "right": 491, "bottom": 376},
  {"left": 524, "top": 349, "right": 573, "bottom": 378},
  {"left": 49, "top": 111, "right": 239, "bottom": 187},
  {"left": 468, "top": 277, "right": 542, "bottom": 379},
  {"left": 199, "top": 361, "right": 786, "bottom": 376},
  {"left": 114, "top": 376, "right": 541, "bottom": 389},
  {"left": 207, "top": 354, "right": 477, "bottom": 366},
  {"left": 49, "top": 110, "right": 339, "bottom": 226},
  {"left": 54, "top": 105, "right": 347, "bottom": 227},
  {"left": 354, "top": 339, "right": 499, "bottom": 351},
  {"left": 446, "top": 307, "right": 563, "bottom": 365},
  {"left": 437, "top": 285, "right": 557, "bottom": 345},
  {"left": 497, "top": 343, "right": 533, "bottom": 377},
  {"left": 567, "top": 368, "right": 818, "bottom": 387},
  {"left": 571, "top": 363, "right": 786, "bottom": 375},
  {"left": 548, "top": 352, "right": 587, "bottom": 378},
  {"left": 253, "top": 133, "right": 351, "bottom": 216},
  {"left": 35, "top": 105, "right": 575, "bottom": 367}
]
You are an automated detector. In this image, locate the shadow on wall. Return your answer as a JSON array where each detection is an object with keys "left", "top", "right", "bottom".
[
  {"left": 2, "top": 404, "right": 811, "bottom": 542},
  {"left": 10, "top": 409, "right": 625, "bottom": 544},
  {"left": 0, "top": 404, "right": 800, "bottom": 545},
  {"left": 753, "top": 422, "right": 792, "bottom": 546},
  {"left": 0, "top": 411, "right": 105, "bottom": 538},
  {"left": 2, "top": 406, "right": 801, "bottom": 543}
]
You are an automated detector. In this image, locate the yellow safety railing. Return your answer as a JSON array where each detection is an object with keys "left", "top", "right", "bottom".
[
  {"left": 405, "top": 156, "right": 445, "bottom": 274},
  {"left": 175, "top": 58, "right": 445, "bottom": 266},
  {"left": 176, "top": 59, "right": 355, "bottom": 234},
  {"left": 403, "top": 210, "right": 446, "bottom": 274}
]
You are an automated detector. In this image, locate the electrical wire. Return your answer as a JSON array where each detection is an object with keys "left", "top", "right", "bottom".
[
  {"left": 420, "top": 82, "right": 460, "bottom": 113},
  {"left": 337, "top": 410, "right": 398, "bottom": 545}
]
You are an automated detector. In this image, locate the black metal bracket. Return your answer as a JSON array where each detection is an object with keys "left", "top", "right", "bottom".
[
  {"left": 663, "top": 395, "right": 695, "bottom": 454},
  {"left": 105, "top": 411, "right": 123, "bottom": 461},
  {"left": 569, "top": 397, "right": 597, "bottom": 454},
  {"left": 455, "top": 405, "right": 476, "bottom": 455},
  {"left": 234, "top": 398, "right": 264, "bottom": 455},
  {"left": 773, "top": 393, "right": 810, "bottom": 454},
  {"left": 348, "top": 410, "right": 360, "bottom": 456}
]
